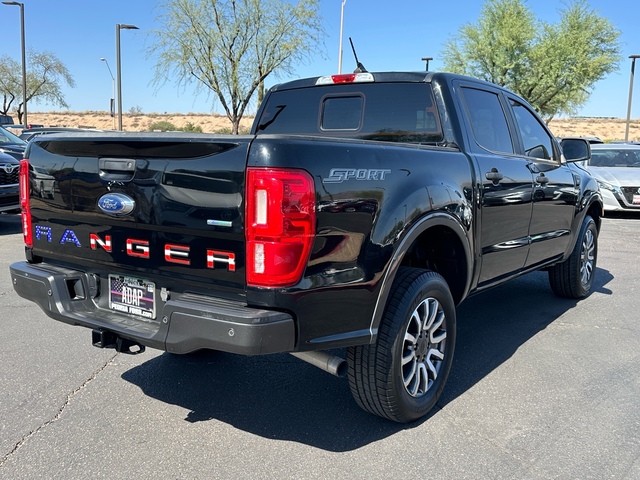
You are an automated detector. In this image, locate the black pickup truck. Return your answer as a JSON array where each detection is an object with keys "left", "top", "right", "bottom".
[{"left": 10, "top": 72, "right": 602, "bottom": 423}]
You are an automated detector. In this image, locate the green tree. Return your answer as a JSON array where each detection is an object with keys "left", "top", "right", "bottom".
[
  {"left": 0, "top": 50, "right": 75, "bottom": 123},
  {"left": 442, "top": 0, "right": 621, "bottom": 121},
  {"left": 148, "top": 0, "right": 324, "bottom": 134}
]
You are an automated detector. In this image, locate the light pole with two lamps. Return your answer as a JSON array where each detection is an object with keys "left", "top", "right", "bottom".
[
  {"left": 2, "top": 1, "right": 28, "bottom": 128},
  {"left": 116, "top": 23, "right": 139, "bottom": 131},
  {"left": 100, "top": 58, "right": 116, "bottom": 130},
  {"left": 625, "top": 54, "right": 640, "bottom": 142}
]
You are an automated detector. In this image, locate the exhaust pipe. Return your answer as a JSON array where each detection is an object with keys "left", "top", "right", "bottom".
[{"left": 290, "top": 351, "right": 347, "bottom": 377}]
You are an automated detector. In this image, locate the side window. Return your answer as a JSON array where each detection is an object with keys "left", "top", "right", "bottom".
[
  {"left": 461, "top": 87, "right": 514, "bottom": 154},
  {"left": 509, "top": 100, "right": 555, "bottom": 160}
]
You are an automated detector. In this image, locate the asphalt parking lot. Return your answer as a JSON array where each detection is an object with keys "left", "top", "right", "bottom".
[{"left": 1, "top": 213, "right": 639, "bottom": 479}]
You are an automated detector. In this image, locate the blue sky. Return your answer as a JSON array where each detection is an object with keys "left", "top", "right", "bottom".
[{"left": 1, "top": 0, "right": 639, "bottom": 118}]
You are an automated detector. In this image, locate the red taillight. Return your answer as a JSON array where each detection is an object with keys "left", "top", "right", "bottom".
[
  {"left": 331, "top": 74, "right": 357, "bottom": 84},
  {"left": 315, "top": 72, "right": 374, "bottom": 85},
  {"left": 246, "top": 168, "right": 316, "bottom": 287},
  {"left": 19, "top": 159, "right": 33, "bottom": 247}
]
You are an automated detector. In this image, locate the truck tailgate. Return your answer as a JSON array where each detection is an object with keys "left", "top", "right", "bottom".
[{"left": 26, "top": 133, "right": 250, "bottom": 298}]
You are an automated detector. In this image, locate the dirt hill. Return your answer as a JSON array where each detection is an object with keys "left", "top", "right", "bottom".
[
  {"left": 22, "top": 111, "right": 254, "bottom": 134},
  {"left": 14, "top": 111, "right": 640, "bottom": 142}
]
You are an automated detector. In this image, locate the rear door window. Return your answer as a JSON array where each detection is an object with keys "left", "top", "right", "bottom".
[{"left": 460, "top": 87, "right": 514, "bottom": 154}]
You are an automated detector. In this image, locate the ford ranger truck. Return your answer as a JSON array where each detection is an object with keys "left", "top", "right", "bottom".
[{"left": 10, "top": 72, "right": 602, "bottom": 423}]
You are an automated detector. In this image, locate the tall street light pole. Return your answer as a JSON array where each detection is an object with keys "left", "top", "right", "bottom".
[
  {"left": 338, "top": 0, "right": 346, "bottom": 74},
  {"left": 3, "top": 1, "right": 27, "bottom": 128},
  {"left": 625, "top": 54, "right": 640, "bottom": 142},
  {"left": 100, "top": 58, "right": 116, "bottom": 130},
  {"left": 421, "top": 57, "right": 433, "bottom": 71},
  {"left": 116, "top": 23, "right": 139, "bottom": 131}
]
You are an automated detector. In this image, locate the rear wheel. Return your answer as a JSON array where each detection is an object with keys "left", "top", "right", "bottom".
[
  {"left": 347, "top": 267, "right": 456, "bottom": 423},
  {"left": 549, "top": 215, "right": 598, "bottom": 299}
]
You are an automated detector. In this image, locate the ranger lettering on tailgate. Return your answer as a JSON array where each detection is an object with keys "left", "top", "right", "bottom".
[{"left": 34, "top": 225, "right": 236, "bottom": 271}]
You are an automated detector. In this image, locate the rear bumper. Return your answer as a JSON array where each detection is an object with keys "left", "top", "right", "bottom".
[{"left": 9, "top": 261, "right": 295, "bottom": 355}]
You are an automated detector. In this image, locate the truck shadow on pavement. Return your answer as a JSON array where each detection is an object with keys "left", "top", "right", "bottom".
[{"left": 121, "top": 268, "right": 613, "bottom": 452}]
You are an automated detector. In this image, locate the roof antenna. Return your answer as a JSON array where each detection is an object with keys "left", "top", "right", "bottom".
[{"left": 349, "top": 37, "right": 367, "bottom": 73}]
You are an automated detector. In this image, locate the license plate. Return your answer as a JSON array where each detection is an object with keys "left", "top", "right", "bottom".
[
  {"left": 633, "top": 194, "right": 640, "bottom": 205},
  {"left": 109, "top": 275, "right": 156, "bottom": 319}
]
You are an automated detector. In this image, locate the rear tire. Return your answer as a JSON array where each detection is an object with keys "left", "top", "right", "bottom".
[
  {"left": 347, "top": 267, "right": 456, "bottom": 423},
  {"left": 549, "top": 214, "right": 598, "bottom": 298}
]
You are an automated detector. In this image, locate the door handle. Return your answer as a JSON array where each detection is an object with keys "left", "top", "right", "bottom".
[
  {"left": 100, "top": 158, "right": 136, "bottom": 172},
  {"left": 99, "top": 158, "right": 136, "bottom": 182},
  {"left": 485, "top": 168, "right": 504, "bottom": 185},
  {"left": 536, "top": 173, "right": 550, "bottom": 185}
]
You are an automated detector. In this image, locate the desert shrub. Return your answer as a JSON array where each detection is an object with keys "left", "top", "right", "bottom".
[
  {"left": 213, "top": 125, "right": 250, "bottom": 135},
  {"left": 148, "top": 120, "right": 203, "bottom": 133},
  {"left": 149, "top": 121, "right": 178, "bottom": 131},
  {"left": 182, "top": 122, "right": 203, "bottom": 133}
]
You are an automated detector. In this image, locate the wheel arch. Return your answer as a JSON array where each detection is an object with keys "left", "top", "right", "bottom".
[
  {"left": 369, "top": 212, "right": 472, "bottom": 341},
  {"left": 578, "top": 174, "right": 603, "bottom": 231},
  {"left": 585, "top": 195, "right": 603, "bottom": 233}
]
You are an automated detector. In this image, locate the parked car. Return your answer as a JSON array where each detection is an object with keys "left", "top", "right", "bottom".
[
  {"left": 586, "top": 143, "right": 640, "bottom": 212},
  {"left": 0, "top": 114, "right": 14, "bottom": 125},
  {"left": 582, "top": 136, "right": 604, "bottom": 144},
  {"left": 0, "top": 126, "right": 27, "bottom": 160},
  {"left": 0, "top": 151, "right": 20, "bottom": 213}
]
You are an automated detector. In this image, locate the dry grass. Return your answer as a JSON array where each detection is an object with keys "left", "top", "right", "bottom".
[
  {"left": 548, "top": 117, "right": 640, "bottom": 142},
  {"left": 25, "top": 111, "right": 254, "bottom": 133},
  {"left": 21, "top": 111, "right": 640, "bottom": 141}
]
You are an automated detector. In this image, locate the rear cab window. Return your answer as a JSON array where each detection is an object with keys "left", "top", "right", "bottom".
[{"left": 256, "top": 83, "right": 443, "bottom": 144}]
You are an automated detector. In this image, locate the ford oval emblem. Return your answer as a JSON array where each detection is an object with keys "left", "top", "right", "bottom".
[{"left": 97, "top": 193, "right": 135, "bottom": 216}]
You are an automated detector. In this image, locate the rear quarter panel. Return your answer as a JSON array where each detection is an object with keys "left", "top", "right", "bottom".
[{"left": 247, "top": 135, "right": 475, "bottom": 348}]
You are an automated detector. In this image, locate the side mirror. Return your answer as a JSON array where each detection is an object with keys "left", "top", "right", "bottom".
[
  {"left": 526, "top": 144, "right": 550, "bottom": 160},
  {"left": 560, "top": 137, "right": 591, "bottom": 163}
]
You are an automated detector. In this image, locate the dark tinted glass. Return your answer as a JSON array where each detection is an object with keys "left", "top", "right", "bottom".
[
  {"left": 510, "top": 100, "right": 554, "bottom": 160},
  {"left": 322, "top": 96, "right": 363, "bottom": 130},
  {"left": 256, "top": 83, "right": 443, "bottom": 144},
  {"left": 460, "top": 88, "right": 514, "bottom": 154}
]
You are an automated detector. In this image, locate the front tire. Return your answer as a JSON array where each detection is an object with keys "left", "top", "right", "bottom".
[
  {"left": 549, "top": 214, "right": 598, "bottom": 298},
  {"left": 347, "top": 268, "right": 456, "bottom": 423}
]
